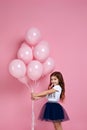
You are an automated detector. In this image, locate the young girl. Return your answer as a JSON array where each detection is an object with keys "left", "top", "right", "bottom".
[{"left": 31, "top": 71, "right": 69, "bottom": 130}]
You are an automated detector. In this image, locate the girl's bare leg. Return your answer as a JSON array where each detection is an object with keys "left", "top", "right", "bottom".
[{"left": 53, "top": 121, "right": 63, "bottom": 130}]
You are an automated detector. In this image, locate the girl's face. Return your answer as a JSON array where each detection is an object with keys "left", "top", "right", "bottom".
[{"left": 50, "top": 76, "right": 59, "bottom": 86}]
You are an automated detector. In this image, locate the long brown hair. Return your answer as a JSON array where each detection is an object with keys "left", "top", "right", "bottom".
[{"left": 50, "top": 71, "right": 65, "bottom": 101}]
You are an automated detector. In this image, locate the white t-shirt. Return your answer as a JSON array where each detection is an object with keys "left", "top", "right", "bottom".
[{"left": 47, "top": 85, "right": 62, "bottom": 102}]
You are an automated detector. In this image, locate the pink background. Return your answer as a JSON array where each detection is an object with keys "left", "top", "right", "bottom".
[{"left": 0, "top": 0, "right": 87, "bottom": 130}]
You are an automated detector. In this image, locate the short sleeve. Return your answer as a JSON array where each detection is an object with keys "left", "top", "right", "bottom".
[{"left": 53, "top": 85, "right": 62, "bottom": 93}]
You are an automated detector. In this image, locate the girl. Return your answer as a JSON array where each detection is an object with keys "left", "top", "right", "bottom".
[{"left": 31, "top": 71, "right": 69, "bottom": 130}]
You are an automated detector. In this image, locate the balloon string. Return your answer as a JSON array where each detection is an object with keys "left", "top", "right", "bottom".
[
  {"left": 32, "top": 87, "right": 35, "bottom": 130},
  {"left": 27, "top": 80, "right": 40, "bottom": 130},
  {"left": 25, "top": 83, "right": 30, "bottom": 89},
  {"left": 25, "top": 82, "right": 35, "bottom": 130}
]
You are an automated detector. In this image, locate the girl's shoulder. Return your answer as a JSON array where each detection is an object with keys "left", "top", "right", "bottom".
[{"left": 53, "top": 85, "right": 62, "bottom": 91}]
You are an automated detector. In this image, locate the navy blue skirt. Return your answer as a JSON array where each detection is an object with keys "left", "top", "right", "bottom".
[{"left": 39, "top": 102, "right": 69, "bottom": 122}]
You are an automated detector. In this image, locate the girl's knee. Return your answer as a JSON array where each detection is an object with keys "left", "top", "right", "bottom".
[{"left": 53, "top": 121, "right": 61, "bottom": 127}]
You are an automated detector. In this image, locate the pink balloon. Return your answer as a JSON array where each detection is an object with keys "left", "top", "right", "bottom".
[
  {"left": 25, "top": 27, "right": 41, "bottom": 46},
  {"left": 34, "top": 41, "right": 50, "bottom": 62},
  {"left": 9, "top": 59, "right": 26, "bottom": 78},
  {"left": 17, "top": 43, "right": 33, "bottom": 64},
  {"left": 27, "top": 60, "right": 43, "bottom": 81},
  {"left": 43, "top": 57, "right": 55, "bottom": 76}
]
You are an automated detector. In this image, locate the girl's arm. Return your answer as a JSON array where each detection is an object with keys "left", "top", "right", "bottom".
[{"left": 32, "top": 88, "right": 56, "bottom": 98}]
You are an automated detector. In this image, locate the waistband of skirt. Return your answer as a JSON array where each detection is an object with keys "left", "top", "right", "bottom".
[{"left": 47, "top": 101, "right": 58, "bottom": 103}]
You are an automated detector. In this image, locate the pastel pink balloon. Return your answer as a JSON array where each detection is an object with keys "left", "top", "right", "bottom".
[
  {"left": 34, "top": 41, "right": 50, "bottom": 62},
  {"left": 25, "top": 27, "right": 41, "bottom": 46},
  {"left": 43, "top": 57, "right": 55, "bottom": 76},
  {"left": 9, "top": 59, "right": 26, "bottom": 78},
  {"left": 27, "top": 60, "right": 43, "bottom": 81},
  {"left": 17, "top": 43, "right": 33, "bottom": 64}
]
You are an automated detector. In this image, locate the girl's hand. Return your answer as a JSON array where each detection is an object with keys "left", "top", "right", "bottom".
[
  {"left": 48, "top": 84, "right": 54, "bottom": 90},
  {"left": 33, "top": 96, "right": 41, "bottom": 100},
  {"left": 31, "top": 93, "right": 40, "bottom": 100},
  {"left": 31, "top": 93, "right": 35, "bottom": 100}
]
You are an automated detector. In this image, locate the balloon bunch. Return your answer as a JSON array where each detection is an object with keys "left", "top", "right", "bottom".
[
  {"left": 9, "top": 27, "right": 55, "bottom": 87},
  {"left": 9, "top": 27, "right": 55, "bottom": 130}
]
